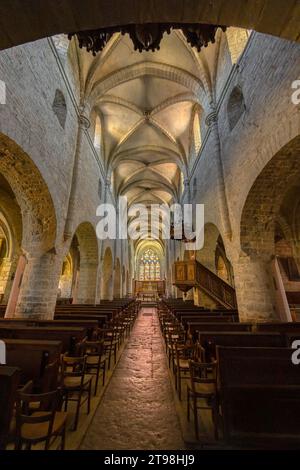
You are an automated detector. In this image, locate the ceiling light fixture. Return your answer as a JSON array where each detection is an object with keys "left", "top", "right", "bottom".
[{"left": 68, "top": 23, "right": 226, "bottom": 56}]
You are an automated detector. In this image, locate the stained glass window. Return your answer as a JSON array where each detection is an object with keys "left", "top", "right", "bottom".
[{"left": 139, "top": 249, "right": 161, "bottom": 281}]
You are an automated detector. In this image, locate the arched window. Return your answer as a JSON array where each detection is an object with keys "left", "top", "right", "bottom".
[
  {"left": 227, "top": 86, "right": 245, "bottom": 131},
  {"left": 193, "top": 112, "right": 202, "bottom": 155},
  {"left": 139, "top": 249, "right": 161, "bottom": 281},
  {"left": 52, "top": 89, "right": 67, "bottom": 129},
  {"left": 94, "top": 115, "right": 101, "bottom": 151}
]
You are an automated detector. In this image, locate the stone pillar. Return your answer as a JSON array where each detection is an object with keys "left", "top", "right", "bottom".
[
  {"left": 72, "top": 269, "right": 80, "bottom": 304},
  {"left": 205, "top": 111, "right": 232, "bottom": 240},
  {"left": 98, "top": 179, "right": 112, "bottom": 302},
  {"left": 64, "top": 113, "right": 90, "bottom": 239},
  {"left": 233, "top": 254, "right": 277, "bottom": 322},
  {"left": 107, "top": 277, "right": 114, "bottom": 301},
  {"left": 165, "top": 241, "right": 173, "bottom": 298},
  {"left": 76, "top": 260, "right": 98, "bottom": 304},
  {"left": 14, "top": 251, "right": 62, "bottom": 319}
]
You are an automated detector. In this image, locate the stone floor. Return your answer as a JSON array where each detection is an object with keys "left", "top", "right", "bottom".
[{"left": 80, "top": 308, "right": 185, "bottom": 450}]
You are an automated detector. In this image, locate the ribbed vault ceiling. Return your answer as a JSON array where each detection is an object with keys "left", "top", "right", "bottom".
[{"left": 72, "top": 29, "right": 219, "bottom": 209}]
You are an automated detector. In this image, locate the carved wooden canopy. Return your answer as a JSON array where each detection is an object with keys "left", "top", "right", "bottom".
[{"left": 68, "top": 23, "right": 226, "bottom": 55}]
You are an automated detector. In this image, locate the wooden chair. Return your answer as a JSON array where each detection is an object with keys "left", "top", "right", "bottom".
[
  {"left": 15, "top": 381, "right": 67, "bottom": 450},
  {"left": 40, "top": 360, "right": 60, "bottom": 393},
  {"left": 187, "top": 360, "right": 219, "bottom": 440},
  {"left": 102, "top": 328, "right": 118, "bottom": 369},
  {"left": 174, "top": 343, "right": 197, "bottom": 400},
  {"left": 80, "top": 340, "right": 106, "bottom": 395},
  {"left": 165, "top": 331, "right": 185, "bottom": 370},
  {"left": 60, "top": 355, "right": 92, "bottom": 431}
]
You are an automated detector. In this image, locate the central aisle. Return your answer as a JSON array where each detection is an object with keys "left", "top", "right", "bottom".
[{"left": 80, "top": 307, "right": 185, "bottom": 450}]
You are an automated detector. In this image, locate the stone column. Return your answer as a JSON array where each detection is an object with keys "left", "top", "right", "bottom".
[
  {"left": 76, "top": 260, "right": 98, "bottom": 304},
  {"left": 64, "top": 113, "right": 90, "bottom": 239},
  {"left": 233, "top": 254, "right": 277, "bottom": 322},
  {"left": 14, "top": 251, "right": 62, "bottom": 319},
  {"left": 205, "top": 111, "right": 232, "bottom": 240},
  {"left": 98, "top": 179, "right": 112, "bottom": 302},
  {"left": 165, "top": 240, "right": 173, "bottom": 298}
]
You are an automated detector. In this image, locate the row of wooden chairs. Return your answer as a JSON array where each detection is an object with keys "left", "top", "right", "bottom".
[
  {"left": 158, "top": 303, "right": 219, "bottom": 441},
  {"left": 10, "top": 303, "right": 139, "bottom": 449}
]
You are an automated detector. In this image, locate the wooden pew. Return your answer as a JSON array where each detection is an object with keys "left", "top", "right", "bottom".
[
  {"left": 255, "top": 323, "right": 300, "bottom": 347},
  {"left": 0, "top": 317, "right": 98, "bottom": 331},
  {"left": 55, "top": 308, "right": 118, "bottom": 321},
  {"left": 187, "top": 322, "right": 252, "bottom": 339},
  {"left": 176, "top": 311, "right": 237, "bottom": 323},
  {"left": 217, "top": 346, "right": 300, "bottom": 448},
  {"left": 199, "top": 332, "right": 286, "bottom": 361},
  {"left": 3, "top": 339, "right": 62, "bottom": 386},
  {"left": 0, "top": 366, "right": 20, "bottom": 449},
  {"left": 256, "top": 322, "right": 300, "bottom": 333},
  {"left": 180, "top": 315, "right": 234, "bottom": 326},
  {"left": 0, "top": 326, "right": 86, "bottom": 353},
  {"left": 0, "top": 305, "right": 6, "bottom": 318},
  {"left": 54, "top": 313, "right": 107, "bottom": 327}
]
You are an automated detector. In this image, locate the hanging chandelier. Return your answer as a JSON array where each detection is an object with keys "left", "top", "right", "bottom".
[{"left": 68, "top": 23, "right": 226, "bottom": 56}]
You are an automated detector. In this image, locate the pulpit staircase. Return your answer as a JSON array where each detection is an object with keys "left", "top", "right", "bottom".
[{"left": 173, "top": 259, "right": 237, "bottom": 309}]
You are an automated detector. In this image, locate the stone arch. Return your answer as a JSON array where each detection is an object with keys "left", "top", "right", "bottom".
[
  {"left": 196, "top": 223, "right": 224, "bottom": 272},
  {"left": 0, "top": 133, "right": 57, "bottom": 253},
  {"left": 72, "top": 222, "right": 99, "bottom": 304},
  {"left": 215, "top": 236, "right": 234, "bottom": 285},
  {"left": 136, "top": 240, "right": 164, "bottom": 280},
  {"left": 236, "top": 135, "right": 300, "bottom": 322},
  {"left": 274, "top": 223, "right": 300, "bottom": 295},
  {"left": 113, "top": 257, "right": 121, "bottom": 299},
  {"left": 0, "top": 176, "right": 23, "bottom": 304},
  {"left": 227, "top": 85, "right": 245, "bottom": 131},
  {"left": 0, "top": 133, "right": 58, "bottom": 317},
  {"left": 58, "top": 235, "right": 80, "bottom": 302},
  {"left": 240, "top": 136, "right": 300, "bottom": 258},
  {"left": 58, "top": 253, "right": 73, "bottom": 299},
  {"left": 101, "top": 247, "right": 113, "bottom": 300},
  {"left": 91, "top": 62, "right": 204, "bottom": 101}
]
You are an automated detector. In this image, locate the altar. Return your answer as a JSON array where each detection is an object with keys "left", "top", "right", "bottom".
[{"left": 134, "top": 280, "right": 165, "bottom": 301}]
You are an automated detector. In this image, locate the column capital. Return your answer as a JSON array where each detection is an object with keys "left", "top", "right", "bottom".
[
  {"left": 205, "top": 110, "right": 218, "bottom": 127},
  {"left": 78, "top": 114, "right": 91, "bottom": 130}
]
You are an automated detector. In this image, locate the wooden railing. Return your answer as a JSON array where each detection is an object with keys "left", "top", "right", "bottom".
[
  {"left": 173, "top": 260, "right": 237, "bottom": 309},
  {"left": 197, "top": 262, "right": 237, "bottom": 309}
]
